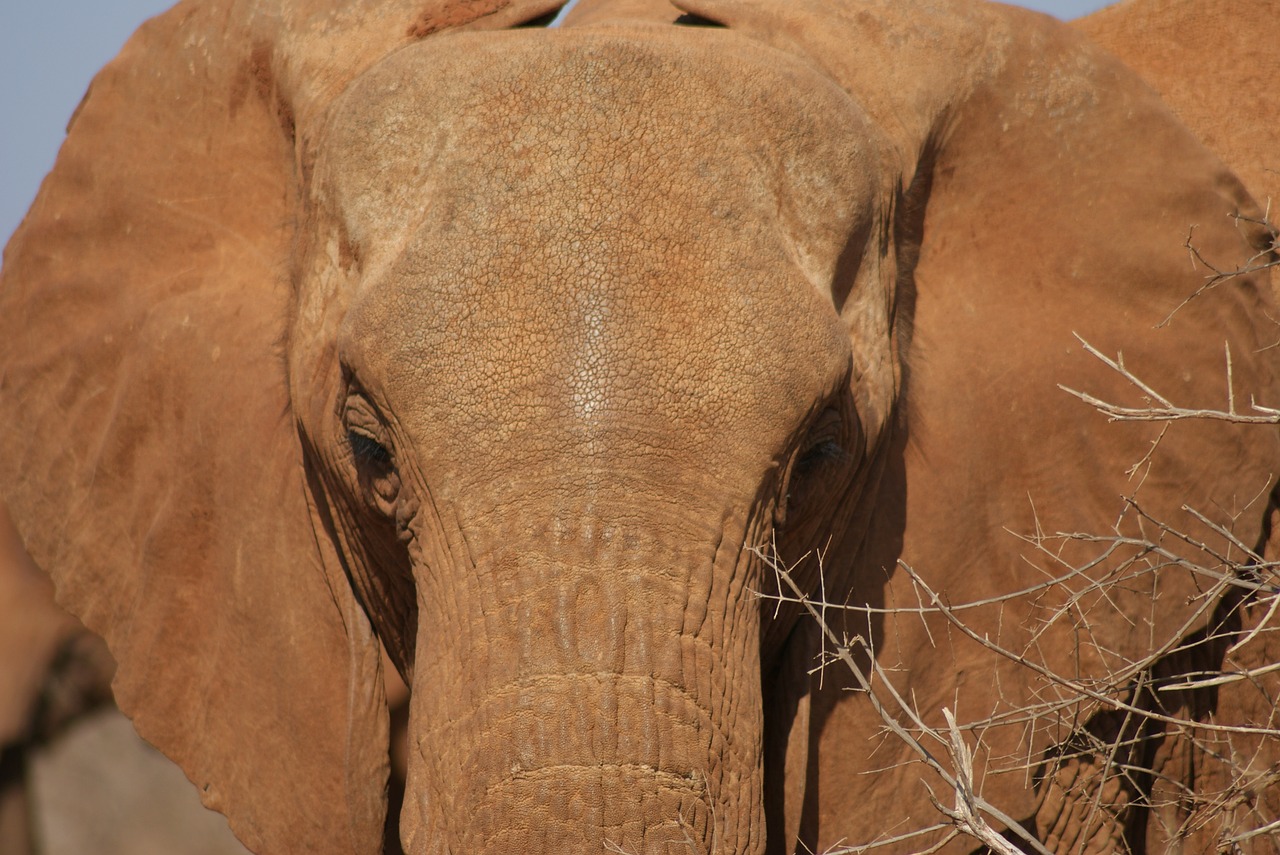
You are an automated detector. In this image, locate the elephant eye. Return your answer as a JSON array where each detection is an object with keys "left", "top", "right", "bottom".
[
  {"left": 794, "top": 407, "right": 848, "bottom": 476},
  {"left": 348, "top": 430, "right": 392, "bottom": 468},
  {"left": 673, "top": 13, "right": 725, "bottom": 26},
  {"left": 795, "top": 438, "right": 847, "bottom": 476},
  {"left": 346, "top": 427, "right": 401, "bottom": 514},
  {"left": 777, "top": 405, "right": 856, "bottom": 530},
  {"left": 514, "top": 10, "right": 558, "bottom": 27}
]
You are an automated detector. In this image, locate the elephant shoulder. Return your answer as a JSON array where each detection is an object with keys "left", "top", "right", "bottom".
[{"left": 1075, "top": 0, "right": 1280, "bottom": 210}]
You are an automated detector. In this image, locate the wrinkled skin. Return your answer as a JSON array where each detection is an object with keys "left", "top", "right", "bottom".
[{"left": 0, "top": 1, "right": 1277, "bottom": 854}]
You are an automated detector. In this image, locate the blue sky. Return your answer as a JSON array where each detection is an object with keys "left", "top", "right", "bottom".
[{"left": 0, "top": 1, "right": 1111, "bottom": 246}]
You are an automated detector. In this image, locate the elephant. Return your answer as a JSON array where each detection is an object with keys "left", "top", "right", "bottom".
[
  {"left": 0, "top": 504, "right": 255, "bottom": 855},
  {"left": 1075, "top": 0, "right": 1279, "bottom": 212},
  {"left": 0, "top": 501, "right": 409, "bottom": 855},
  {"left": 1, "top": 0, "right": 1277, "bottom": 852}
]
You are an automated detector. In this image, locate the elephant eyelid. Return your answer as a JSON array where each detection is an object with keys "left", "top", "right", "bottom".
[
  {"left": 794, "top": 405, "right": 848, "bottom": 472},
  {"left": 795, "top": 438, "right": 847, "bottom": 474},
  {"left": 672, "top": 13, "right": 725, "bottom": 27},
  {"left": 348, "top": 429, "right": 393, "bottom": 467}
]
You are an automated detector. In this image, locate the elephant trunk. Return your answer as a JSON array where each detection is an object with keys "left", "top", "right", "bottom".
[
  {"left": 400, "top": 521, "right": 768, "bottom": 855},
  {"left": 444, "top": 673, "right": 740, "bottom": 853}
]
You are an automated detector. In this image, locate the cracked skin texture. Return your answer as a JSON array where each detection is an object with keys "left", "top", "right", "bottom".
[{"left": 0, "top": 0, "right": 1278, "bottom": 853}]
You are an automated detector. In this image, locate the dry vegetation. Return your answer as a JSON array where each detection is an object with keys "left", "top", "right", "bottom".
[{"left": 759, "top": 213, "right": 1280, "bottom": 854}]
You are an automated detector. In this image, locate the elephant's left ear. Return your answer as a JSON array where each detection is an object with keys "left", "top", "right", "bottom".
[
  {"left": 681, "top": 0, "right": 1280, "bottom": 664},
  {"left": 681, "top": 0, "right": 1279, "bottom": 820},
  {"left": 0, "top": 0, "right": 564, "bottom": 851}
]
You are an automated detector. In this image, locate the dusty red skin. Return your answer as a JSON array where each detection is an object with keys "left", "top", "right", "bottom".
[{"left": 1077, "top": 0, "right": 1280, "bottom": 212}]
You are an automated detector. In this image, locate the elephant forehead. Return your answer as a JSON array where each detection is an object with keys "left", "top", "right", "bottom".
[
  {"left": 324, "top": 28, "right": 867, "bottom": 470},
  {"left": 321, "top": 26, "right": 879, "bottom": 268}
]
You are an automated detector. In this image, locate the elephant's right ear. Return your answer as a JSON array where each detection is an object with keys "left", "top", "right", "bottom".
[
  {"left": 0, "top": 0, "right": 574, "bottom": 849},
  {"left": 0, "top": 3, "right": 393, "bottom": 851}
]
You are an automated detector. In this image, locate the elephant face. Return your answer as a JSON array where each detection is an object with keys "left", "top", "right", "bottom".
[
  {"left": 292, "top": 30, "right": 885, "bottom": 849},
  {"left": 2, "top": 0, "right": 1277, "bottom": 853}
]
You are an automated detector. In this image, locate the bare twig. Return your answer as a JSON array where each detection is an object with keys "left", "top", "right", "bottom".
[
  {"left": 1159, "top": 214, "right": 1280, "bottom": 326},
  {"left": 1059, "top": 336, "right": 1280, "bottom": 424},
  {"left": 926, "top": 709, "right": 1022, "bottom": 855},
  {"left": 756, "top": 550, "right": 1053, "bottom": 855}
]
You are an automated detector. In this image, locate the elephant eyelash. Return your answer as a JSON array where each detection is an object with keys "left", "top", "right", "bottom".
[
  {"left": 514, "top": 10, "right": 559, "bottom": 27},
  {"left": 792, "top": 404, "right": 849, "bottom": 478},
  {"left": 672, "top": 13, "right": 725, "bottom": 27},
  {"left": 348, "top": 430, "right": 393, "bottom": 467},
  {"left": 795, "top": 438, "right": 846, "bottom": 476}
]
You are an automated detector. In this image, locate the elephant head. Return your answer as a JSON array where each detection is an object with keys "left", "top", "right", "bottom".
[{"left": 1, "top": 0, "right": 1276, "bottom": 853}]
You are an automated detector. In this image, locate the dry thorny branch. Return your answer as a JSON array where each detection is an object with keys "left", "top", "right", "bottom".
[
  {"left": 1059, "top": 335, "right": 1280, "bottom": 426},
  {"left": 756, "top": 547, "right": 1047, "bottom": 855},
  {"left": 755, "top": 324, "right": 1280, "bottom": 852},
  {"left": 1158, "top": 208, "right": 1279, "bottom": 328},
  {"left": 748, "top": 213, "right": 1280, "bottom": 852},
  {"left": 1058, "top": 212, "right": 1280, "bottom": 433},
  {"left": 757, "top": 508, "right": 1280, "bottom": 853}
]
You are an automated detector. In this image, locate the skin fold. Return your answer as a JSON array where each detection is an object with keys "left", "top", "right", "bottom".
[{"left": 0, "top": 0, "right": 1276, "bottom": 853}]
